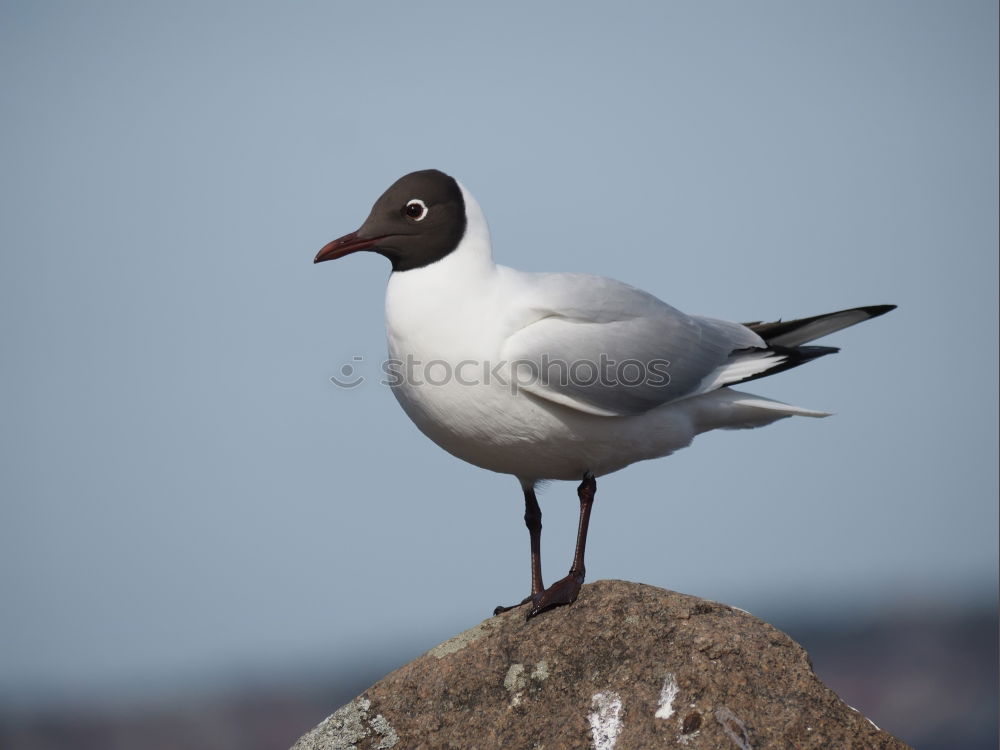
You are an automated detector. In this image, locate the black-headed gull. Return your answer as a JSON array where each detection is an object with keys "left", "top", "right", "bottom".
[{"left": 315, "top": 169, "right": 894, "bottom": 617}]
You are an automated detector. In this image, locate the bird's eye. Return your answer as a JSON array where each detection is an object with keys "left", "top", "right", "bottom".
[{"left": 404, "top": 199, "right": 428, "bottom": 221}]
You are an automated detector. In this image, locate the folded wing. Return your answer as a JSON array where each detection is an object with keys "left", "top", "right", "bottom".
[{"left": 500, "top": 274, "right": 765, "bottom": 417}]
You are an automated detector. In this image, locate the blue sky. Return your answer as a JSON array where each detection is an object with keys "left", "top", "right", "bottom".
[{"left": 1, "top": 0, "right": 996, "bottom": 705}]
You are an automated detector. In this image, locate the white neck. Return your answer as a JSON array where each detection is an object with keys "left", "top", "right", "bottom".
[
  {"left": 446, "top": 180, "right": 494, "bottom": 275},
  {"left": 385, "top": 181, "right": 498, "bottom": 322}
]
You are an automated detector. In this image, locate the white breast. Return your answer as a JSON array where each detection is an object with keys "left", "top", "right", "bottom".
[{"left": 383, "top": 203, "right": 542, "bottom": 474}]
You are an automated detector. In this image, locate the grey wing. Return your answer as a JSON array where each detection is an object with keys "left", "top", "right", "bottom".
[{"left": 499, "top": 274, "right": 765, "bottom": 417}]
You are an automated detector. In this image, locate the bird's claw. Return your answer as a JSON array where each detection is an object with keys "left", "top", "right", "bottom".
[
  {"left": 493, "top": 595, "right": 533, "bottom": 616},
  {"left": 526, "top": 573, "right": 583, "bottom": 618},
  {"left": 494, "top": 573, "right": 585, "bottom": 618}
]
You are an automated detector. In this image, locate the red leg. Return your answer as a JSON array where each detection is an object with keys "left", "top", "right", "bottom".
[{"left": 494, "top": 485, "right": 545, "bottom": 614}]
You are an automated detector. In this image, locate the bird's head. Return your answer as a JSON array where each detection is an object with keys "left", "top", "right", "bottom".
[{"left": 314, "top": 169, "right": 467, "bottom": 273}]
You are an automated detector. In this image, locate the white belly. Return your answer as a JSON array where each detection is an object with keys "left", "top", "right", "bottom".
[{"left": 388, "top": 376, "right": 700, "bottom": 481}]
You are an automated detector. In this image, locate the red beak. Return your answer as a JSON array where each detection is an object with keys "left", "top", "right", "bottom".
[{"left": 314, "top": 231, "right": 388, "bottom": 263}]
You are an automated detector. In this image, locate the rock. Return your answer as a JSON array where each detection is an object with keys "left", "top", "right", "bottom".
[{"left": 291, "top": 580, "right": 910, "bottom": 750}]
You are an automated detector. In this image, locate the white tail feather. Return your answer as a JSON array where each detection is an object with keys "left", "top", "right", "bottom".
[
  {"left": 688, "top": 388, "right": 831, "bottom": 436},
  {"left": 729, "top": 396, "right": 831, "bottom": 418}
]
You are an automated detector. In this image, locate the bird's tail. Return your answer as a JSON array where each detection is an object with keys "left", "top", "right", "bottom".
[{"left": 689, "top": 304, "right": 896, "bottom": 423}]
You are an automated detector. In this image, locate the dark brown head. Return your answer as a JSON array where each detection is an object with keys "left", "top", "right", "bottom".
[{"left": 314, "top": 169, "right": 467, "bottom": 272}]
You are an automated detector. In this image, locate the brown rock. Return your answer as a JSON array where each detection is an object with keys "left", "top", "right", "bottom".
[{"left": 291, "top": 580, "right": 910, "bottom": 750}]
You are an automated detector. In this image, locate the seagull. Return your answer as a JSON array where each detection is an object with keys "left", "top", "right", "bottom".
[{"left": 314, "top": 169, "right": 894, "bottom": 618}]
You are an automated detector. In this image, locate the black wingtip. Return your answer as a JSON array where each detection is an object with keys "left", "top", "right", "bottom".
[
  {"left": 791, "top": 345, "right": 841, "bottom": 359},
  {"left": 861, "top": 304, "right": 897, "bottom": 318},
  {"left": 726, "top": 344, "right": 841, "bottom": 387}
]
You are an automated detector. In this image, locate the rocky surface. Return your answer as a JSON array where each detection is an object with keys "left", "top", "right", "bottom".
[{"left": 291, "top": 580, "right": 911, "bottom": 750}]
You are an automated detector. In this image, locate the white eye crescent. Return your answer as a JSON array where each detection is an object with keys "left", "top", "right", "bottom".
[{"left": 404, "top": 199, "right": 428, "bottom": 221}]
